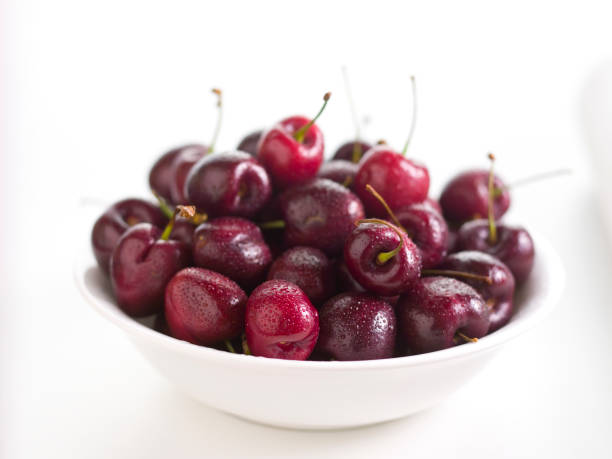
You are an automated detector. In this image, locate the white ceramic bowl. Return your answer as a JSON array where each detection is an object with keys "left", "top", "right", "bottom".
[{"left": 75, "top": 231, "right": 563, "bottom": 430}]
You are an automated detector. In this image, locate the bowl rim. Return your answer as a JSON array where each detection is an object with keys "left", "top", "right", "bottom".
[{"left": 74, "top": 229, "right": 564, "bottom": 371}]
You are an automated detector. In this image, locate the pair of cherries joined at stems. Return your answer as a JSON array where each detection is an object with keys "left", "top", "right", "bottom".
[{"left": 92, "top": 75, "right": 554, "bottom": 361}]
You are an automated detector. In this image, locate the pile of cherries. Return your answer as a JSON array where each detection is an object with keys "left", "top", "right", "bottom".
[{"left": 91, "top": 86, "right": 535, "bottom": 361}]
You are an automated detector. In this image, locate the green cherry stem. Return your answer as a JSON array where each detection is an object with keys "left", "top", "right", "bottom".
[
  {"left": 401, "top": 75, "right": 417, "bottom": 156},
  {"left": 160, "top": 205, "right": 196, "bottom": 241},
  {"left": 293, "top": 92, "right": 332, "bottom": 143},
  {"left": 355, "top": 218, "right": 404, "bottom": 265},
  {"left": 456, "top": 332, "right": 478, "bottom": 343},
  {"left": 224, "top": 340, "right": 236, "bottom": 353},
  {"left": 241, "top": 334, "right": 251, "bottom": 355},
  {"left": 259, "top": 220, "right": 286, "bottom": 230},
  {"left": 487, "top": 152, "right": 497, "bottom": 245},
  {"left": 153, "top": 191, "right": 174, "bottom": 219},
  {"left": 207, "top": 88, "right": 223, "bottom": 154},
  {"left": 365, "top": 184, "right": 406, "bottom": 232}
]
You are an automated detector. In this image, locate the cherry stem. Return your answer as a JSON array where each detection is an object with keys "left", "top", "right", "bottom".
[
  {"left": 342, "top": 175, "right": 353, "bottom": 188},
  {"left": 160, "top": 205, "right": 196, "bottom": 240},
  {"left": 487, "top": 153, "right": 498, "bottom": 245},
  {"left": 422, "top": 269, "right": 493, "bottom": 285},
  {"left": 456, "top": 332, "right": 478, "bottom": 343},
  {"left": 365, "top": 184, "right": 406, "bottom": 232},
  {"left": 241, "top": 334, "right": 251, "bottom": 355},
  {"left": 401, "top": 75, "right": 417, "bottom": 156},
  {"left": 342, "top": 67, "right": 364, "bottom": 163},
  {"left": 207, "top": 88, "right": 223, "bottom": 154},
  {"left": 152, "top": 191, "right": 174, "bottom": 219},
  {"left": 293, "top": 92, "right": 331, "bottom": 143},
  {"left": 355, "top": 218, "right": 404, "bottom": 265},
  {"left": 224, "top": 340, "right": 236, "bottom": 353},
  {"left": 259, "top": 220, "right": 286, "bottom": 230}
]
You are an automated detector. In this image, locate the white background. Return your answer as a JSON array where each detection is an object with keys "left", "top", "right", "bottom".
[{"left": 2, "top": 1, "right": 612, "bottom": 458}]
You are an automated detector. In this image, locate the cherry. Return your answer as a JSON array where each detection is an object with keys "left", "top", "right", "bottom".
[
  {"left": 109, "top": 206, "right": 193, "bottom": 317},
  {"left": 453, "top": 154, "right": 535, "bottom": 284},
  {"left": 186, "top": 151, "right": 272, "bottom": 219},
  {"left": 317, "top": 159, "right": 359, "bottom": 187},
  {"left": 192, "top": 217, "right": 272, "bottom": 291},
  {"left": 439, "top": 152, "right": 510, "bottom": 225},
  {"left": 148, "top": 89, "right": 223, "bottom": 204},
  {"left": 456, "top": 220, "right": 535, "bottom": 284},
  {"left": 91, "top": 198, "right": 166, "bottom": 273},
  {"left": 237, "top": 130, "right": 262, "bottom": 156},
  {"left": 353, "top": 77, "right": 429, "bottom": 215},
  {"left": 245, "top": 280, "right": 319, "bottom": 360},
  {"left": 257, "top": 92, "right": 331, "bottom": 189},
  {"left": 165, "top": 267, "right": 247, "bottom": 346},
  {"left": 155, "top": 193, "right": 207, "bottom": 247},
  {"left": 267, "top": 246, "right": 336, "bottom": 305},
  {"left": 435, "top": 251, "right": 515, "bottom": 332},
  {"left": 396, "top": 276, "right": 490, "bottom": 354},
  {"left": 332, "top": 141, "right": 372, "bottom": 162},
  {"left": 149, "top": 145, "right": 202, "bottom": 203},
  {"left": 422, "top": 197, "right": 442, "bottom": 215},
  {"left": 336, "top": 261, "right": 399, "bottom": 306},
  {"left": 264, "top": 178, "right": 365, "bottom": 255},
  {"left": 344, "top": 219, "right": 422, "bottom": 296},
  {"left": 317, "top": 292, "right": 396, "bottom": 361}
]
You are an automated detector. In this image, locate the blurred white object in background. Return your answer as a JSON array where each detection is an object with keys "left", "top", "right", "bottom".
[{"left": 582, "top": 60, "right": 612, "bottom": 247}]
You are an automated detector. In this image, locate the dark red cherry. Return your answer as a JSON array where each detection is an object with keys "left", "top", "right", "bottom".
[
  {"left": 332, "top": 141, "right": 372, "bottom": 162},
  {"left": 110, "top": 214, "right": 190, "bottom": 317},
  {"left": 317, "top": 160, "right": 359, "bottom": 187},
  {"left": 91, "top": 198, "right": 167, "bottom": 273},
  {"left": 165, "top": 267, "right": 247, "bottom": 345},
  {"left": 353, "top": 145, "right": 430, "bottom": 216},
  {"left": 149, "top": 146, "right": 182, "bottom": 202},
  {"left": 456, "top": 219, "right": 535, "bottom": 284},
  {"left": 193, "top": 217, "right": 272, "bottom": 291},
  {"left": 186, "top": 151, "right": 272, "bottom": 219},
  {"left": 274, "top": 178, "right": 365, "bottom": 255},
  {"left": 422, "top": 197, "right": 442, "bottom": 215},
  {"left": 396, "top": 276, "right": 490, "bottom": 354},
  {"left": 257, "top": 93, "right": 330, "bottom": 189},
  {"left": 344, "top": 219, "right": 422, "bottom": 296},
  {"left": 436, "top": 251, "right": 515, "bottom": 332},
  {"left": 168, "top": 144, "right": 208, "bottom": 205},
  {"left": 440, "top": 170, "right": 510, "bottom": 224},
  {"left": 395, "top": 202, "right": 448, "bottom": 269},
  {"left": 237, "top": 130, "right": 262, "bottom": 156},
  {"left": 336, "top": 261, "right": 399, "bottom": 306},
  {"left": 267, "top": 246, "right": 336, "bottom": 305},
  {"left": 317, "top": 292, "right": 396, "bottom": 361},
  {"left": 245, "top": 280, "right": 319, "bottom": 360}
]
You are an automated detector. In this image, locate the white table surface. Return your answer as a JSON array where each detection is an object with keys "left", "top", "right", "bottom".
[{"left": 2, "top": 1, "right": 612, "bottom": 457}]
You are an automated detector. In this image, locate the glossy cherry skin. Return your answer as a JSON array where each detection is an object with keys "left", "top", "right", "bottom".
[
  {"left": 165, "top": 267, "right": 247, "bottom": 345},
  {"left": 148, "top": 144, "right": 206, "bottom": 203},
  {"left": 332, "top": 141, "right": 372, "bottom": 162},
  {"left": 91, "top": 199, "right": 167, "bottom": 273},
  {"left": 397, "top": 276, "right": 490, "bottom": 354},
  {"left": 168, "top": 145, "right": 208, "bottom": 205},
  {"left": 193, "top": 217, "right": 272, "bottom": 291},
  {"left": 245, "top": 280, "right": 319, "bottom": 360},
  {"left": 317, "top": 160, "right": 359, "bottom": 186},
  {"left": 110, "top": 223, "right": 190, "bottom": 317},
  {"left": 456, "top": 219, "right": 535, "bottom": 284},
  {"left": 353, "top": 146, "right": 430, "bottom": 216},
  {"left": 186, "top": 151, "right": 272, "bottom": 219},
  {"left": 422, "top": 197, "right": 442, "bottom": 215},
  {"left": 278, "top": 178, "right": 365, "bottom": 255},
  {"left": 237, "top": 130, "right": 262, "bottom": 156},
  {"left": 267, "top": 246, "right": 336, "bottom": 305},
  {"left": 439, "top": 170, "right": 510, "bottom": 224},
  {"left": 317, "top": 293, "right": 396, "bottom": 361},
  {"left": 344, "top": 221, "right": 422, "bottom": 296},
  {"left": 257, "top": 115, "right": 324, "bottom": 189},
  {"left": 396, "top": 203, "right": 448, "bottom": 269},
  {"left": 438, "top": 251, "right": 515, "bottom": 332},
  {"left": 169, "top": 217, "right": 196, "bottom": 246},
  {"left": 336, "top": 261, "right": 399, "bottom": 306}
]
